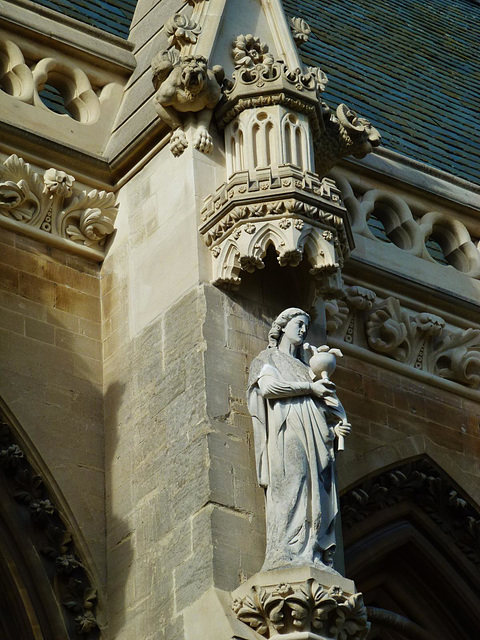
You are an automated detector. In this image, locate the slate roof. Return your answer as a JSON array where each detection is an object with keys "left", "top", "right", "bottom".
[
  {"left": 31, "top": 0, "right": 136, "bottom": 39},
  {"left": 283, "top": 0, "right": 480, "bottom": 185}
]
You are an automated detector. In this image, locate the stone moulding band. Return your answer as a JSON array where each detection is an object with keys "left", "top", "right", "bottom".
[{"left": 0, "top": 154, "right": 117, "bottom": 261}]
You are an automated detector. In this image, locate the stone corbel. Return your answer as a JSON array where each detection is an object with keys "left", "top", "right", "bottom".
[
  {"left": 0, "top": 155, "right": 117, "bottom": 260},
  {"left": 200, "top": 168, "right": 352, "bottom": 294}
]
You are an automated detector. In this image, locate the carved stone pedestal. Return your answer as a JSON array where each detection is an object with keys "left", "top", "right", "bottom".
[{"left": 232, "top": 567, "right": 370, "bottom": 640}]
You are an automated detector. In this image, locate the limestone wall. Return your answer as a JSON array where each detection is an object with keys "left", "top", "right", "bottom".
[{"left": 0, "top": 227, "right": 105, "bottom": 591}]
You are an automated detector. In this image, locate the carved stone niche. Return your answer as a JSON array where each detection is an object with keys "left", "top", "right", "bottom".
[
  {"left": 199, "top": 167, "right": 352, "bottom": 295},
  {"left": 231, "top": 567, "right": 370, "bottom": 640}
]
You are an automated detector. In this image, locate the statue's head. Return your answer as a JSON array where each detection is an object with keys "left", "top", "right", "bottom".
[
  {"left": 268, "top": 308, "right": 311, "bottom": 348},
  {"left": 181, "top": 55, "right": 208, "bottom": 97}
]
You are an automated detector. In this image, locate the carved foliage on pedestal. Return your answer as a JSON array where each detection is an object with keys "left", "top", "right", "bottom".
[
  {"left": 0, "top": 409, "right": 99, "bottom": 637},
  {"left": 0, "top": 155, "right": 117, "bottom": 253},
  {"left": 232, "top": 579, "right": 369, "bottom": 639},
  {"left": 326, "top": 285, "right": 480, "bottom": 388},
  {"left": 341, "top": 458, "right": 480, "bottom": 570}
]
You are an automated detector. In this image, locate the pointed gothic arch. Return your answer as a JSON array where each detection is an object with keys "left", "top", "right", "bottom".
[
  {"left": 340, "top": 457, "right": 480, "bottom": 639},
  {"left": 0, "top": 400, "right": 100, "bottom": 639}
]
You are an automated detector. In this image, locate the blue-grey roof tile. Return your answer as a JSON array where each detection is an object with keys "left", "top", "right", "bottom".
[
  {"left": 31, "top": 0, "right": 137, "bottom": 38},
  {"left": 283, "top": 0, "right": 480, "bottom": 184}
]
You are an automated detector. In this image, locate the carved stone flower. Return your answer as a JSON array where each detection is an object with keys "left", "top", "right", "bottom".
[
  {"left": 75, "top": 611, "right": 97, "bottom": 634},
  {"left": 0, "top": 444, "right": 24, "bottom": 468},
  {"left": 166, "top": 14, "right": 201, "bottom": 48},
  {"left": 56, "top": 554, "right": 80, "bottom": 574},
  {"left": 232, "top": 34, "right": 274, "bottom": 69},
  {"left": 275, "top": 582, "right": 293, "bottom": 596},
  {"left": 43, "top": 168, "right": 74, "bottom": 198}
]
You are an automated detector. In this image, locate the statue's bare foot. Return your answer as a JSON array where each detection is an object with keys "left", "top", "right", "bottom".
[
  {"left": 193, "top": 126, "right": 213, "bottom": 154},
  {"left": 170, "top": 130, "right": 188, "bottom": 157}
]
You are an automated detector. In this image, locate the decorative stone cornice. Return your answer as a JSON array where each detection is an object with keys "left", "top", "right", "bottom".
[
  {"left": 0, "top": 155, "right": 117, "bottom": 260},
  {"left": 200, "top": 167, "right": 352, "bottom": 292},
  {"left": 232, "top": 577, "right": 370, "bottom": 639},
  {"left": 326, "top": 285, "right": 480, "bottom": 389},
  {"left": 341, "top": 458, "right": 480, "bottom": 571},
  {"left": 0, "top": 407, "right": 99, "bottom": 637}
]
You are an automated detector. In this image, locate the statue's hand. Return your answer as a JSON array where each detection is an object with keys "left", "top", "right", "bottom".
[
  {"left": 310, "top": 379, "right": 336, "bottom": 399},
  {"left": 334, "top": 421, "right": 351, "bottom": 438}
]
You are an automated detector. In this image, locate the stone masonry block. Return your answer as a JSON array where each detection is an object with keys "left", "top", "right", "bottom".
[
  {"left": 163, "top": 287, "right": 204, "bottom": 363},
  {"left": 18, "top": 272, "right": 56, "bottom": 306},
  {"left": 0, "top": 307, "right": 25, "bottom": 334}
]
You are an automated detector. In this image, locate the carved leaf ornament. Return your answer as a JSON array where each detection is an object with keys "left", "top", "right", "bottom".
[
  {"left": 0, "top": 411, "right": 99, "bottom": 637},
  {"left": 0, "top": 155, "right": 117, "bottom": 252},
  {"left": 326, "top": 286, "right": 480, "bottom": 388},
  {"left": 232, "top": 579, "right": 370, "bottom": 639}
]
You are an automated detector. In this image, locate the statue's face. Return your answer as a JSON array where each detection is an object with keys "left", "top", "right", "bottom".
[{"left": 283, "top": 314, "right": 309, "bottom": 347}]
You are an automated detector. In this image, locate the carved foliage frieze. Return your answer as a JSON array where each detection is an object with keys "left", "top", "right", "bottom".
[
  {"left": 0, "top": 155, "right": 117, "bottom": 256},
  {"left": 0, "top": 409, "right": 99, "bottom": 637},
  {"left": 326, "top": 285, "right": 480, "bottom": 388},
  {"left": 232, "top": 578, "right": 370, "bottom": 639},
  {"left": 341, "top": 459, "right": 480, "bottom": 570}
]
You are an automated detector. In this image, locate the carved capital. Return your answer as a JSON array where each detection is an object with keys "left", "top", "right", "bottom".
[
  {"left": 0, "top": 155, "right": 117, "bottom": 259},
  {"left": 232, "top": 576, "right": 369, "bottom": 640}
]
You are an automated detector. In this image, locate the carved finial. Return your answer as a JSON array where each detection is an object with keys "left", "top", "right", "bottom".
[{"left": 290, "top": 16, "right": 311, "bottom": 47}]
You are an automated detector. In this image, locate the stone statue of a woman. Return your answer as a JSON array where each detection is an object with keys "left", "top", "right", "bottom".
[{"left": 247, "top": 308, "right": 351, "bottom": 571}]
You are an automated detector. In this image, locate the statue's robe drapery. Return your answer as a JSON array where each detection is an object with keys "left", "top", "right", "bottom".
[{"left": 247, "top": 348, "right": 344, "bottom": 570}]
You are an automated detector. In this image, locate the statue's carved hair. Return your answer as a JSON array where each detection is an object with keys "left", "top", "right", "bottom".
[{"left": 268, "top": 308, "right": 310, "bottom": 348}]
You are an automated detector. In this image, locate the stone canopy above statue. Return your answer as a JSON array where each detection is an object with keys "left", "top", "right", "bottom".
[{"left": 149, "top": 0, "right": 380, "bottom": 292}]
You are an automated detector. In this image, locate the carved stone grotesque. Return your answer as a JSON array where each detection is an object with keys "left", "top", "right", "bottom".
[
  {"left": 151, "top": 49, "right": 224, "bottom": 156},
  {"left": 319, "top": 104, "right": 381, "bottom": 176},
  {"left": 247, "top": 308, "right": 351, "bottom": 571}
]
